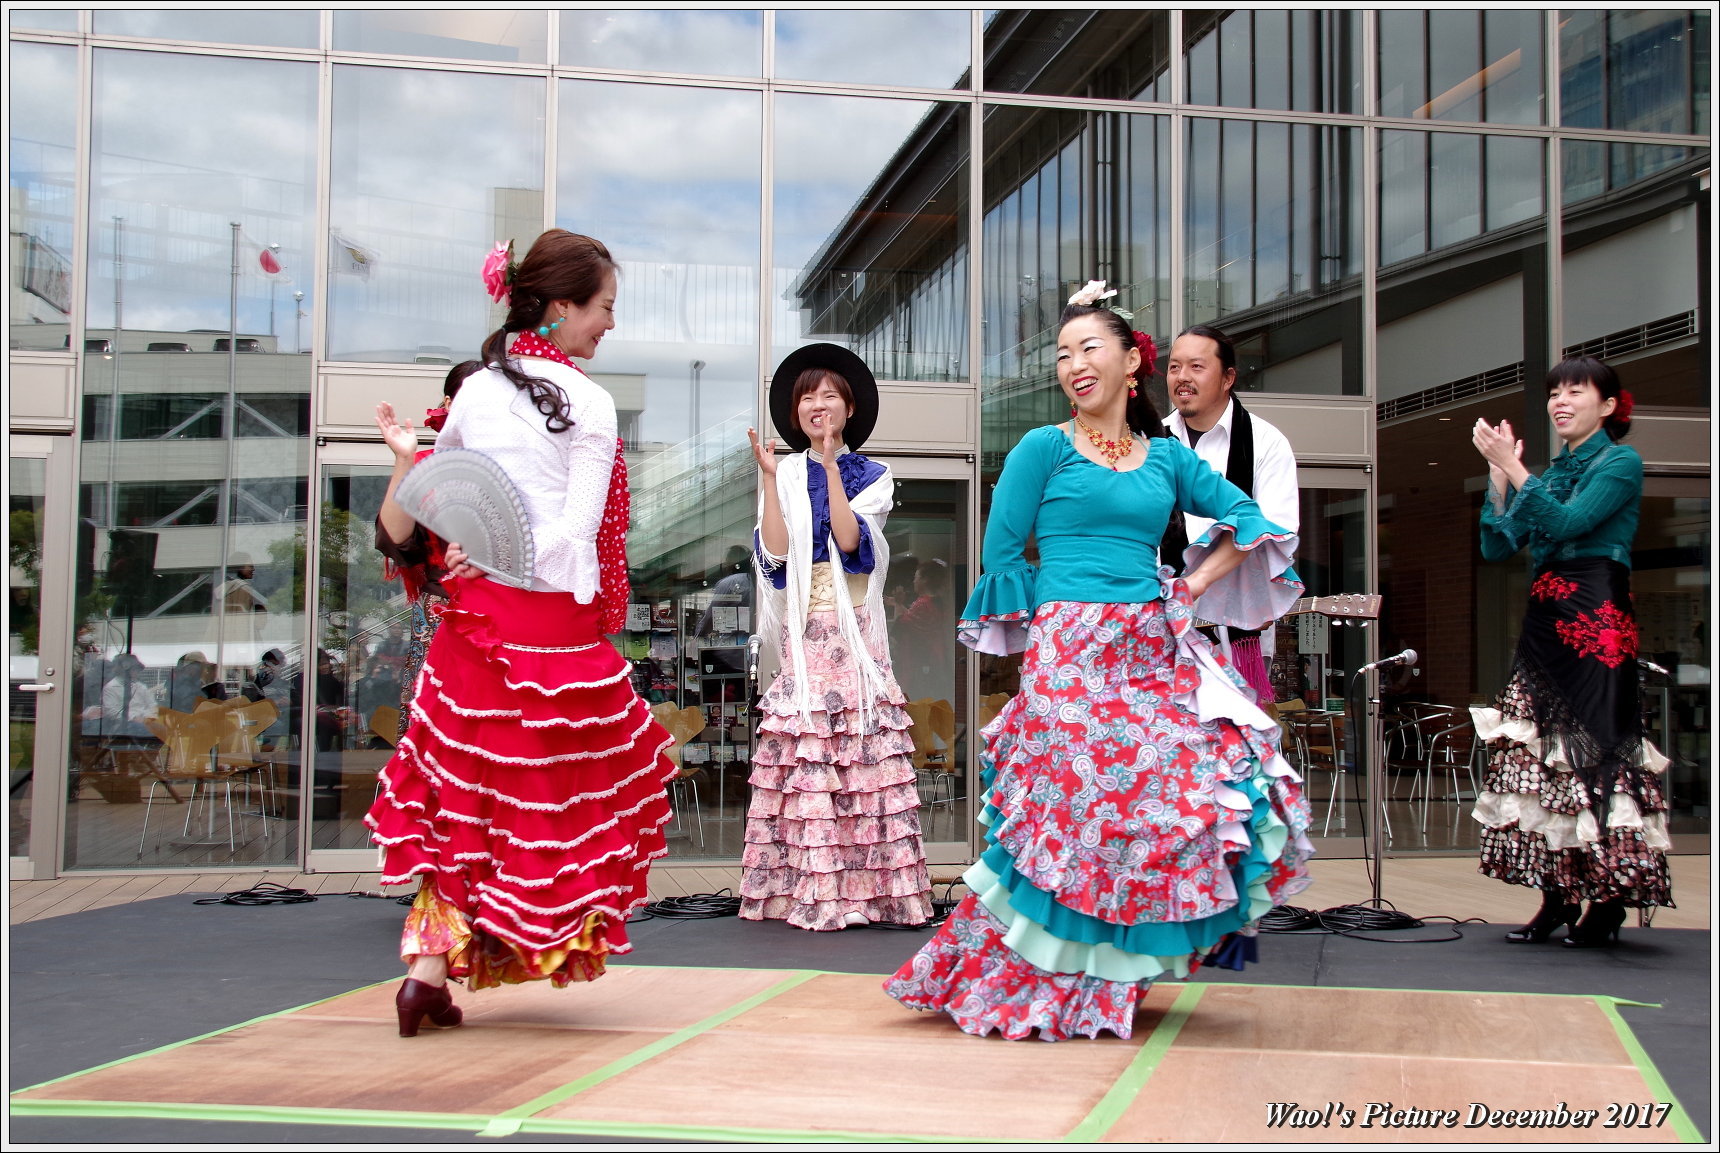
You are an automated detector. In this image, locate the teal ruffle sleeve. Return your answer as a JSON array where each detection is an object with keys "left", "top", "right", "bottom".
[{"left": 957, "top": 565, "right": 1038, "bottom": 655}]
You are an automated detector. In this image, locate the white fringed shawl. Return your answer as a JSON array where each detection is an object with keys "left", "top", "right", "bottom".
[{"left": 755, "top": 448, "right": 894, "bottom": 729}]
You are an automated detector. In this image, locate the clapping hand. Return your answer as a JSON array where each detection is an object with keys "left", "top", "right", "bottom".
[
  {"left": 747, "top": 427, "right": 779, "bottom": 477},
  {"left": 1472, "top": 417, "right": 1524, "bottom": 490},
  {"left": 375, "top": 402, "right": 419, "bottom": 464}
]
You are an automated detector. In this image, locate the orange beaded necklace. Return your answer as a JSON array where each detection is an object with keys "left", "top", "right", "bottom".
[{"left": 1073, "top": 414, "right": 1135, "bottom": 470}]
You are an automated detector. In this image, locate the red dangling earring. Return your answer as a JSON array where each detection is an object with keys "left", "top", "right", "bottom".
[
  {"left": 1070, "top": 401, "right": 1077, "bottom": 418},
  {"left": 1129, "top": 385, "right": 1138, "bottom": 398}
]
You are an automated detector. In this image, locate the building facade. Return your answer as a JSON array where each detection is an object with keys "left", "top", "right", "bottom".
[{"left": 8, "top": 9, "right": 1711, "bottom": 878}]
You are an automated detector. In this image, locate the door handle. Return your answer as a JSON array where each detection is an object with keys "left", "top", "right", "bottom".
[{"left": 19, "top": 683, "right": 55, "bottom": 693}]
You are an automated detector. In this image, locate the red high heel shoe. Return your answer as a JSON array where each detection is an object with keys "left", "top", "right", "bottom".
[{"left": 396, "top": 978, "right": 463, "bottom": 1037}]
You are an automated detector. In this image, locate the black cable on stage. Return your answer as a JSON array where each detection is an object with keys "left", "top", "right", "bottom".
[
  {"left": 1260, "top": 899, "right": 1484, "bottom": 943},
  {"left": 194, "top": 881, "right": 317, "bottom": 906},
  {"left": 630, "top": 891, "right": 744, "bottom": 922}
]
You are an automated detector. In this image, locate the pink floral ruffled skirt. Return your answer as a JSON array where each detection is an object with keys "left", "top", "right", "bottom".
[{"left": 740, "top": 610, "right": 934, "bottom": 930}]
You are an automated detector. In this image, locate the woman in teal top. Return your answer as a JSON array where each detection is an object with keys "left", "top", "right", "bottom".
[
  {"left": 886, "top": 285, "right": 1311, "bottom": 1041},
  {"left": 1470, "top": 355, "right": 1671, "bottom": 948}
]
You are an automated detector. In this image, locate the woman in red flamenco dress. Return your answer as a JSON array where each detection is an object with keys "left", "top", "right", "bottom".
[{"left": 366, "top": 230, "right": 676, "bottom": 1036}]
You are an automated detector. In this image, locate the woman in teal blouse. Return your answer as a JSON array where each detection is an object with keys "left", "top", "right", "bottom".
[
  {"left": 885, "top": 285, "right": 1311, "bottom": 1041},
  {"left": 1470, "top": 355, "right": 1671, "bottom": 948}
]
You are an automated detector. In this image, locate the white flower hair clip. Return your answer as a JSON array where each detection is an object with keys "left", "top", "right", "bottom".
[
  {"left": 1067, "top": 280, "right": 1117, "bottom": 307},
  {"left": 1067, "top": 279, "right": 1134, "bottom": 321}
]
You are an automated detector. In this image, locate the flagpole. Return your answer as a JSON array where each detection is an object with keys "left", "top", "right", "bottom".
[{"left": 218, "top": 221, "right": 241, "bottom": 680}]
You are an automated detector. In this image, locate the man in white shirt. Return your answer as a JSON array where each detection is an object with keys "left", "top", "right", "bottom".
[{"left": 1161, "top": 324, "right": 1299, "bottom": 703}]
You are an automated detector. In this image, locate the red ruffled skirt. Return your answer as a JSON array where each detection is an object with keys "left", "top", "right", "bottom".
[{"left": 366, "top": 576, "right": 676, "bottom": 987}]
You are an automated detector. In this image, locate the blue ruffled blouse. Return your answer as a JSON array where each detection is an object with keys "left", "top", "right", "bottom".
[
  {"left": 754, "top": 450, "right": 886, "bottom": 590},
  {"left": 964, "top": 426, "right": 1297, "bottom": 624}
]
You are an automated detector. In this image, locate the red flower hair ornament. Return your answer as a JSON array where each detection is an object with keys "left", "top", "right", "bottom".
[
  {"left": 1132, "top": 331, "right": 1158, "bottom": 379},
  {"left": 1612, "top": 389, "right": 1634, "bottom": 422}
]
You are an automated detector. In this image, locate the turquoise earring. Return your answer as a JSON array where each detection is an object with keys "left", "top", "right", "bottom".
[{"left": 536, "top": 317, "right": 563, "bottom": 337}]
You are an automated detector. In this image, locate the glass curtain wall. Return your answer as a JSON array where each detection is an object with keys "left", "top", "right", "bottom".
[
  {"left": 70, "top": 49, "right": 318, "bottom": 869},
  {"left": 555, "top": 79, "right": 764, "bottom": 857},
  {"left": 8, "top": 41, "right": 77, "bottom": 351},
  {"left": 7, "top": 10, "right": 1710, "bottom": 870}
]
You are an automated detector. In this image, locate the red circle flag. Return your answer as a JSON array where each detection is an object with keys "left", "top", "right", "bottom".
[{"left": 259, "top": 248, "right": 282, "bottom": 275}]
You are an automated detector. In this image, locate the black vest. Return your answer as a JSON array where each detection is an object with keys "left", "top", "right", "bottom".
[{"left": 1162, "top": 396, "right": 1255, "bottom": 576}]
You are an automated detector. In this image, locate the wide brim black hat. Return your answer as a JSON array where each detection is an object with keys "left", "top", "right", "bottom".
[{"left": 768, "top": 343, "right": 879, "bottom": 453}]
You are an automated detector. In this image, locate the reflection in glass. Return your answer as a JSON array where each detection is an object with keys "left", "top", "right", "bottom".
[
  {"left": 1186, "top": 119, "right": 1362, "bottom": 395},
  {"left": 327, "top": 66, "right": 544, "bottom": 363},
  {"left": 9, "top": 42, "right": 78, "bottom": 352},
  {"left": 775, "top": 10, "right": 971, "bottom": 89},
  {"left": 311, "top": 463, "right": 409, "bottom": 851},
  {"left": 982, "top": 9, "right": 1169, "bottom": 102},
  {"left": 982, "top": 105, "right": 1168, "bottom": 455},
  {"left": 333, "top": 9, "right": 546, "bottom": 64},
  {"left": 1378, "top": 9, "right": 1544, "bottom": 124},
  {"left": 93, "top": 9, "right": 318, "bottom": 49},
  {"left": 1376, "top": 117, "right": 1548, "bottom": 847},
  {"left": 9, "top": 458, "right": 46, "bottom": 857},
  {"left": 556, "top": 79, "right": 762, "bottom": 855},
  {"left": 774, "top": 93, "right": 969, "bottom": 383},
  {"left": 1183, "top": 10, "right": 1360, "bottom": 113},
  {"left": 1560, "top": 10, "right": 1708, "bottom": 136},
  {"left": 9, "top": 9, "right": 77, "bottom": 31},
  {"left": 560, "top": 9, "right": 762, "bottom": 77},
  {"left": 1271, "top": 486, "right": 1370, "bottom": 840},
  {"left": 1380, "top": 131, "right": 1545, "bottom": 268},
  {"left": 1562, "top": 146, "right": 1707, "bottom": 403},
  {"left": 881, "top": 478, "right": 972, "bottom": 845},
  {"left": 70, "top": 49, "right": 317, "bottom": 869},
  {"left": 1633, "top": 491, "right": 1711, "bottom": 831}
]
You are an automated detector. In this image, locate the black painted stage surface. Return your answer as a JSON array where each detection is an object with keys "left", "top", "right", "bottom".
[{"left": 9, "top": 892, "right": 1711, "bottom": 1145}]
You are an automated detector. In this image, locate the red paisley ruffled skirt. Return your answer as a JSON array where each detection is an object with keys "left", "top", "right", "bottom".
[{"left": 366, "top": 576, "right": 676, "bottom": 988}]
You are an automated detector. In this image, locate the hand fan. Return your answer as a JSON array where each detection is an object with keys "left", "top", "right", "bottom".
[{"left": 393, "top": 449, "right": 535, "bottom": 589}]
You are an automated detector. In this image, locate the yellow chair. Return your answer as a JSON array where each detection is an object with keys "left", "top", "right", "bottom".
[
  {"left": 650, "top": 702, "right": 709, "bottom": 847},
  {"left": 139, "top": 706, "right": 249, "bottom": 858}
]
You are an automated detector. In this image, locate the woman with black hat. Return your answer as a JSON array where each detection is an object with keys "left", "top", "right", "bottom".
[{"left": 741, "top": 344, "right": 934, "bottom": 931}]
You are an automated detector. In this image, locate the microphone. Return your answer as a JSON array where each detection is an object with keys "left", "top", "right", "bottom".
[
  {"left": 1358, "top": 648, "right": 1417, "bottom": 673},
  {"left": 1638, "top": 658, "right": 1669, "bottom": 677},
  {"left": 746, "top": 634, "right": 762, "bottom": 682}
]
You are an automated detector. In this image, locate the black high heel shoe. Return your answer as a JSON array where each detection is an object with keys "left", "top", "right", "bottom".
[
  {"left": 1563, "top": 901, "right": 1627, "bottom": 949},
  {"left": 396, "top": 977, "right": 463, "bottom": 1036},
  {"left": 1504, "top": 894, "right": 1581, "bottom": 943}
]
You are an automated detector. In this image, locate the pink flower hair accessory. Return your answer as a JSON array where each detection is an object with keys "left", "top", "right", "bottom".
[{"left": 481, "top": 240, "right": 516, "bottom": 305}]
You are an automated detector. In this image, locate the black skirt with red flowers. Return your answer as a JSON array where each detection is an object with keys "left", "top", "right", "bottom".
[{"left": 1470, "top": 558, "right": 1672, "bottom": 906}]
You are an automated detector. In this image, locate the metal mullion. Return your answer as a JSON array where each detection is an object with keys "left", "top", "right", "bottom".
[
  {"left": 543, "top": 69, "right": 557, "bottom": 234},
  {"left": 323, "top": 50, "right": 546, "bottom": 78},
  {"left": 1168, "top": 8, "right": 1186, "bottom": 339},
  {"left": 1361, "top": 9, "right": 1379, "bottom": 406},
  {"left": 295, "top": 42, "right": 337, "bottom": 871},
  {"left": 79, "top": 35, "right": 323, "bottom": 65},
  {"left": 757, "top": 11, "right": 775, "bottom": 457},
  {"left": 550, "top": 65, "right": 764, "bottom": 93},
  {"left": 1545, "top": 11, "right": 1564, "bottom": 366}
]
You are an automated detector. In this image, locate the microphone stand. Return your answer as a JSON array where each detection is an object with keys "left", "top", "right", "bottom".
[{"left": 1346, "top": 663, "right": 1389, "bottom": 908}]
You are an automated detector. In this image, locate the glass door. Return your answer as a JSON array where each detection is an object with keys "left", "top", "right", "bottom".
[
  {"left": 1271, "top": 468, "right": 1376, "bottom": 857},
  {"left": 306, "top": 442, "right": 405, "bottom": 871},
  {"left": 869, "top": 456, "right": 975, "bottom": 861},
  {"left": 10, "top": 436, "right": 75, "bottom": 879}
]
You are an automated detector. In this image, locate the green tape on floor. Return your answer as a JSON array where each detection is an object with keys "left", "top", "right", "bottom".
[
  {"left": 485, "top": 968, "right": 821, "bottom": 1129},
  {"left": 1066, "top": 982, "right": 1205, "bottom": 1142},
  {"left": 9, "top": 978, "right": 401, "bottom": 1095},
  {"left": 1595, "top": 996, "right": 1702, "bottom": 1144}
]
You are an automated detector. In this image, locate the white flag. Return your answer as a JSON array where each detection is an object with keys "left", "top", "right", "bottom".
[{"left": 329, "top": 229, "right": 378, "bottom": 280}]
